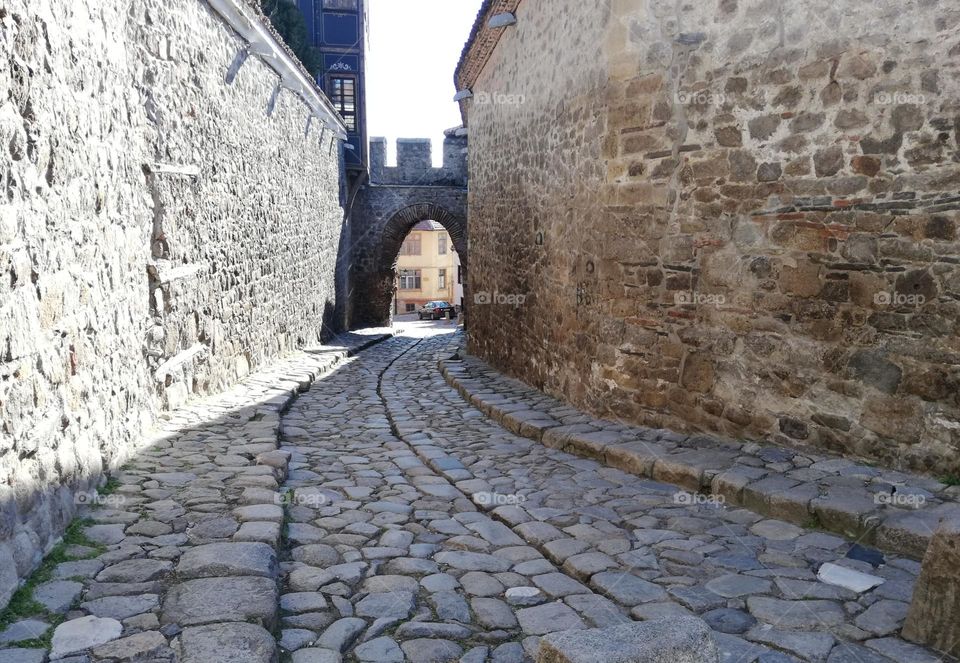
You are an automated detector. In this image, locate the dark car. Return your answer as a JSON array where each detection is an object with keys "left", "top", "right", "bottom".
[{"left": 418, "top": 301, "right": 457, "bottom": 320}]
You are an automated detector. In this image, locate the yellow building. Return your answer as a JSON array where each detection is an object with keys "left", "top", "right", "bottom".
[{"left": 394, "top": 221, "right": 462, "bottom": 314}]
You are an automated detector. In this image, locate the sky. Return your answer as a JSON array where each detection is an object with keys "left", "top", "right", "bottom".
[{"left": 366, "top": 0, "right": 484, "bottom": 166}]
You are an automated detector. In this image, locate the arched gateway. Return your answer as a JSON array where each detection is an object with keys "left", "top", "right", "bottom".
[{"left": 349, "top": 133, "right": 468, "bottom": 327}]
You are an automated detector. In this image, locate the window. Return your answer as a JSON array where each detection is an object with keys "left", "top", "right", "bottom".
[
  {"left": 438, "top": 235, "right": 448, "bottom": 255},
  {"left": 399, "top": 270, "right": 421, "bottom": 290},
  {"left": 405, "top": 303, "right": 416, "bottom": 313},
  {"left": 457, "top": 266, "right": 463, "bottom": 285},
  {"left": 438, "top": 269, "right": 446, "bottom": 290},
  {"left": 399, "top": 234, "right": 421, "bottom": 256},
  {"left": 323, "top": 0, "right": 357, "bottom": 9},
  {"left": 329, "top": 76, "right": 357, "bottom": 131}
]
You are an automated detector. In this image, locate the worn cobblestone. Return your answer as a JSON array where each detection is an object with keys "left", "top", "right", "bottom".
[{"left": 5, "top": 324, "right": 954, "bottom": 661}]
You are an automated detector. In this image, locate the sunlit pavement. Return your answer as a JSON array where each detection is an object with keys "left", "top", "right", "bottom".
[{"left": 11, "top": 328, "right": 943, "bottom": 663}]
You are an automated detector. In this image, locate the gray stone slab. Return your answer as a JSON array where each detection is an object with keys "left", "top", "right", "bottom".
[
  {"left": 517, "top": 601, "right": 587, "bottom": 635},
  {"left": 591, "top": 571, "right": 667, "bottom": 605},
  {"left": 176, "top": 622, "right": 276, "bottom": 663},
  {"left": 50, "top": 615, "right": 123, "bottom": 658},
  {"left": 0, "top": 618, "right": 50, "bottom": 644},
  {"left": 536, "top": 616, "right": 718, "bottom": 662},
  {"left": 81, "top": 593, "right": 159, "bottom": 619},
  {"left": 0, "top": 649, "right": 46, "bottom": 663},
  {"left": 33, "top": 580, "right": 83, "bottom": 613},
  {"left": 161, "top": 576, "right": 276, "bottom": 627},
  {"left": 176, "top": 542, "right": 277, "bottom": 579}
]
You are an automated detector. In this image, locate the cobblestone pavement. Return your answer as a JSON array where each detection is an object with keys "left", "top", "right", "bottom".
[
  {"left": 436, "top": 355, "right": 960, "bottom": 562},
  {"left": 1, "top": 323, "right": 954, "bottom": 662}
]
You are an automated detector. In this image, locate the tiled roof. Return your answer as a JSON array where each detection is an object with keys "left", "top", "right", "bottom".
[
  {"left": 454, "top": 0, "right": 523, "bottom": 107},
  {"left": 412, "top": 220, "right": 446, "bottom": 231}
]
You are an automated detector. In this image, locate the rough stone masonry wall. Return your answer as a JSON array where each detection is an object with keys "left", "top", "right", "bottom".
[
  {"left": 467, "top": 0, "right": 960, "bottom": 475},
  {"left": 0, "top": 0, "right": 344, "bottom": 603}
]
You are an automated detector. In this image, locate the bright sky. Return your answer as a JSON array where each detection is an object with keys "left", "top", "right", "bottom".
[{"left": 366, "top": 0, "right": 483, "bottom": 166}]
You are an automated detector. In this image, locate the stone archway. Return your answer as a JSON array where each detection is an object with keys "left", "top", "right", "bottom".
[{"left": 352, "top": 202, "right": 468, "bottom": 327}]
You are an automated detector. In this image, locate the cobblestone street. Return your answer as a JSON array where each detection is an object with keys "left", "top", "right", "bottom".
[{"left": 2, "top": 322, "right": 951, "bottom": 662}]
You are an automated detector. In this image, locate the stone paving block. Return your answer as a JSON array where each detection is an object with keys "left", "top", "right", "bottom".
[
  {"left": 744, "top": 626, "right": 834, "bottom": 661},
  {"left": 0, "top": 649, "right": 46, "bottom": 663},
  {"left": 80, "top": 594, "right": 159, "bottom": 619},
  {"left": 536, "top": 616, "right": 718, "bottom": 663},
  {"left": 176, "top": 542, "right": 277, "bottom": 579},
  {"left": 874, "top": 507, "right": 948, "bottom": 559},
  {"left": 175, "top": 622, "right": 277, "bottom": 663},
  {"left": 517, "top": 601, "right": 587, "bottom": 635},
  {"left": 741, "top": 476, "right": 802, "bottom": 514},
  {"left": 96, "top": 559, "right": 173, "bottom": 583},
  {"left": 653, "top": 450, "right": 738, "bottom": 492},
  {"left": 590, "top": 571, "right": 667, "bottom": 605},
  {"left": 161, "top": 576, "right": 277, "bottom": 627},
  {"left": 710, "top": 465, "right": 768, "bottom": 505},
  {"left": 400, "top": 638, "right": 464, "bottom": 663},
  {"left": 90, "top": 630, "right": 170, "bottom": 660},
  {"left": 563, "top": 430, "right": 623, "bottom": 461},
  {"left": 233, "top": 520, "right": 282, "bottom": 544},
  {"left": 50, "top": 615, "right": 122, "bottom": 658},
  {"left": 603, "top": 441, "right": 668, "bottom": 477},
  {"left": 0, "top": 618, "right": 50, "bottom": 644},
  {"left": 33, "top": 580, "right": 83, "bottom": 613},
  {"left": 541, "top": 424, "right": 601, "bottom": 450},
  {"left": 811, "top": 488, "right": 882, "bottom": 540},
  {"left": 766, "top": 482, "right": 819, "bottom": 523}
]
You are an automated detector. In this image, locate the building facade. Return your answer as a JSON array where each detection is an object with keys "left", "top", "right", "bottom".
[
  {"left": 395, "top": 221, "right": 463, "bottom": 314},
  {"left": 458, "top": 0, "right": 960, "bottom": 474},
  {"left": 297, "top": 0, "right": 368, "bottom": 172}
]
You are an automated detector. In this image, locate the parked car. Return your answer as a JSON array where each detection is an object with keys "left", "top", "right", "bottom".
[{"left": 418, "top": 301, "right": 457, "bottom": 320}]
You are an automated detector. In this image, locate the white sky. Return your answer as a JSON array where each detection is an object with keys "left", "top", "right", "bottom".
[{"left": 366, "top": 0, "right": 484, "bottom": 166}]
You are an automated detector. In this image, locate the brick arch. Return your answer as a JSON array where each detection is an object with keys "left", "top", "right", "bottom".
[{"left": 378, "top": 202, "right": 468, "bottom": 270}]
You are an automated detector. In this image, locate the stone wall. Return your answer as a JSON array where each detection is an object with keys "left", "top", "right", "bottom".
[
  {"left": 0, "top": 0, "right": 345, "bottom": 603},
  {"left": 350, "top": 134, "right": 468, "bottom": 327},
  {"left": 464, "top": 0, "right": 960, "bottom": 474}
]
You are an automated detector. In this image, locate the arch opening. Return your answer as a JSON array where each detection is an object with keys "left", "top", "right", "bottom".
[{"left": 351, "top": 202, "right": 468, "bottom": 328}]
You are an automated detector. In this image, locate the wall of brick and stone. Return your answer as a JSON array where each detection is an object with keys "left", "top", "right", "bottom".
[
  {"left": 0, "top": 0, "right": 344, "bottom": 603},
  {"left": 466, "top": 0, "right": 960, "bottom": 475}
]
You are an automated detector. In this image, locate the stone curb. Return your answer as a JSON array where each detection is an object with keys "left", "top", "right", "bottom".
[{"left": 438, "top": 355, "right": 960, "bottom": 560}]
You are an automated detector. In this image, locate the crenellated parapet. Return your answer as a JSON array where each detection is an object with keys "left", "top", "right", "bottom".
[{"left": 369, "top": 129, "right": 467, "bottom": 187}]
